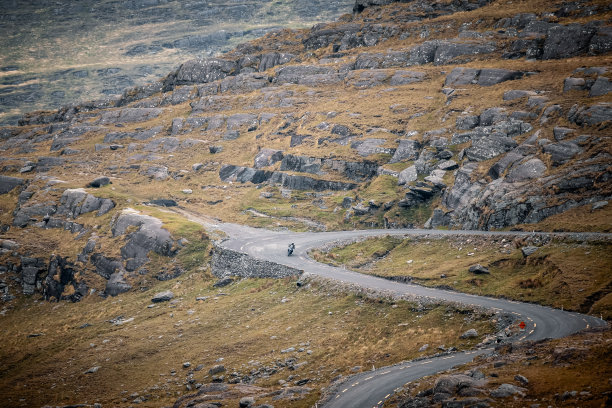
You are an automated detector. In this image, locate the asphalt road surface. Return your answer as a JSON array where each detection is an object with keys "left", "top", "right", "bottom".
[{"left": 178, "top": 212, "right": 609, "bottom": 408}]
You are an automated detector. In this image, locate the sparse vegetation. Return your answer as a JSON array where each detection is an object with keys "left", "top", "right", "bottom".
[
  {"left": 384, "top": 328, "right": 612, "bottom": 408},
  {"left": 311, "top": 236, "right": 612, "bottom": 318},
  {"left": 0, "top": 0, "right": 611, "bottom": 406},
  {"left": 0, "top": 275, "right": 496, "bottom": 407}
]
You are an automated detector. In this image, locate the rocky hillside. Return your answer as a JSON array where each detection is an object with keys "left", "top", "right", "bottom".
[
  {"left": 0, "top": 0, "right": 611, "bottom": 302},
  {"left": 0, "top": 0, "right": 610, "bottom": 407},
  {"left": 0, "top": 0, "right": 353, "bottom": 125},
  {"left": 385, "top": 327, "right": 612, "bottom": 408}
]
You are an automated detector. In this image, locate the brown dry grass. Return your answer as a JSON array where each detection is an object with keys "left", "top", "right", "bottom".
[
  {"left": 312, "top": 236, "right": 612, "bottom": 318},
  {"left": 0, "top": 275, "right": 496, "bottom": 408},
  {"left": 384, "top": 328, "right": 612, "bottom": 408}
]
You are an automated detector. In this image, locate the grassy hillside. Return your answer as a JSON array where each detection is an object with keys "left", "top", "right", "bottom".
[
  {"left": 0, "top": 274, "right": 497, "bottom": 407},
  {"left": 312, "top": 235, "right": 612, "bottom": 318}
]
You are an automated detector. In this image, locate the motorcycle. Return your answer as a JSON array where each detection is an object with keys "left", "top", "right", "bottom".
[{"left": 287, "top": 243, "right": 295, "bottom": 256}]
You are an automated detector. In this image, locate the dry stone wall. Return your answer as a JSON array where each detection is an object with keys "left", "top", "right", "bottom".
[{"left": 211, "top": 243, "right": 302, "bottom": 279}]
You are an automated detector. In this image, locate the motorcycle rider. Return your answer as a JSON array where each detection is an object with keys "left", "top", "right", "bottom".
[{"left": 288, "top": 242, "right": 295, "bottom": 256}]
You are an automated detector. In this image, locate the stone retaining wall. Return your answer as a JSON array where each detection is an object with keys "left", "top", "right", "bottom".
[{"left": 211, "top": 243, "right": 302, "bottom": 279}]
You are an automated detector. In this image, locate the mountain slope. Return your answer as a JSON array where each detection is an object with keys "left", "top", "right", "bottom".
[
  {"left": 0, "top": 0, "right": 354, "bottom": 125},
  {"left": 0, "top": 0, "right": 610, "bottom": 406}
]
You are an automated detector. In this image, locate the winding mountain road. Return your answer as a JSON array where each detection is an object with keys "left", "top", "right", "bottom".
[{"left": 177, "top": 210, "right": 609, "bottom": 408}]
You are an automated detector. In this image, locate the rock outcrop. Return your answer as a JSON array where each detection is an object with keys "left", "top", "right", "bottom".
[
  {"left": 219, "top": 164, "right": 358, "bottom": 191},
  {"left": 112, "top": 209, "right": 177, "bottom": 272},
  {"left": 57, "top": 189, "right": 115, "bottom": 219},
  {"left": 0, "top": 175, "right": 24, "bottom": 194}
]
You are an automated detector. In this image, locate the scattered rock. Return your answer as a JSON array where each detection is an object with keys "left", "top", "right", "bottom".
[
  {"left": 569, "top": 103, "right": 612, "bottom": 126},
  {"left": 542, "top": 24, "right": 598, "bottom": 60},
  {"left": 465, "top": 134, "right": 518, "bottom": 162},
  {"left": 460, "top": 328, "right": 478, "bottom": 339},
  {"left": 351, "top": 138, "right": 394, "bottom": 157},
  {"left": 254, "top": 148, "right": 284, "bottom": 169},
  {"left": 152, "top": 291, "right": 174, "bottom": 303},
  {"left": 106, "top": 270, "right": 132, "bottom": 296},
  {"left": 542, "top": 142, "right": 582, "bottom": 166},
  {"left": 213, "top": 277, "right": 234, "bottom": 287},
  {"left": 57, "top": 188, "right": 115, "bottom": 218},
  {"left": 589, "top": 76, "right": 612, "bottom": 97},
  {"left": 0, "top": 175, "right": 25, "bottom": 195},
  {"left": 112, "top": 209, "right": 176, "bottom": 271},
  {"left": 390, "top": 139, "right": 420, "bottom": 163},
  {"left": 505, "top": 158, "right": 546, "bottom": 182},
  {"left": 468, "top": 264, "right": 490, "bottom": 274},
  {"left": 437, "top": 160, "right": 458, "bottom": 171},
  {"left": 239, "top": 397, "right": 255, "bottom": 408},
  {"left": 209, "top": 364, "right": 226, "bottom": 375},
  {"left": 398, "top": 165, "right": 418, "bottom": 185},
  {"left": 521, "top": 246, "right": 538, "bottom": 257},
  {"left": 149, "top": 199, "right": 178, "bottom": 207},
  {"left": 591, "top": 200, "right": 608, "bottom": 211},
  {"left": 553, "top": 127, "right": 575, "bottom": 141},
  {"left": 490, "top": 383, "right": 526, "bottom": 398},
  {"left": 514, "top": 374, "right": 529, "bottom": 385},
  {"left": 564, "top": 77, "right": 587, "bottom": 92},
  {"left": 445, "top": 67, "right": 525, "bottom": 87},
  {"left": 142, "top": 165, "right": 169, "bottom": 180},
  {"left": 87, "top": 176, "right": 110, "bottom": 188},
  {"left": 166, "top": 58, "right": 237, "bottom": 88},
  {"left": 98, "top": 108, "right": 163, "bottom": 125},
  {"left": 503, "top": 90, "right": 537, "bottom": 101}
]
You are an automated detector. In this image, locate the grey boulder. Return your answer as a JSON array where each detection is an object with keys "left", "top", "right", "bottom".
[
  {"left": 542, "top": 142, "right": 582, "bottom": 166},
  {"left": 569, "top": 103, "right": 612, "bottom": 126},
  {"left": 106, "top": 270, "right": 132, "bottom": 296},
  {"left": 0, "top": 175, "right": 24, "bottom": 194},
  {"left": 489, "top": 383, "right": 526, "bottom": 398},
  {"left": 152, "top": 290, "right": 174, "bottom": 303},
  {"left": 88, "top": 177, "right": 111, "bottom": 188},
  {"left": 589, "top": 76, "right": 612, "bottom": 97},
  {"left": 57, "top": 188, "right": 115, "bottom": 218},
  {"left": 445, "top": 68, "right": 524, "bottom": 87},
  {"left": 521, "top": 246, "right": 538, "bottom": 257},
  {"left": 390, "top": 139, "right": 420, "bottom": 163},
  {"left": 254, "top": 148, "right": 284, "bottom": 169},
  {"left": 505, "top": 158, "right": 546, "bottom": 182},
  {"left": 398, "top": 166, "right": 418, "bottom": 185},
  {"left": 98, "top": 108, "right": 163, "bottom": 125},
  {"left": 167, "top": 58, "right": 237, "bottom": 87},
  {"left": 468, "top": 264, "right": 490, "bottom": 274},
  {"left": 460, "top": 328, "right": 478, "bottom": 339},
  {"left": 466, "top": 134, "right": 517, "bottom": 161},
  {"left": 112, "top": 210, "right": 176, "bottom": 271}
]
